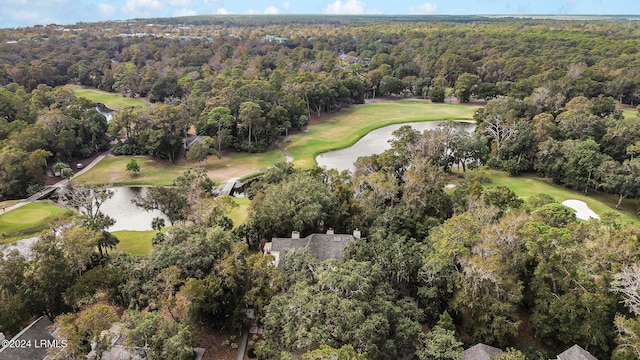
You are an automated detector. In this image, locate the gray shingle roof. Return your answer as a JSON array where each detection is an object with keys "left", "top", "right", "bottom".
[
  {"left": 0, "top": 316, "right": 54, "bottom": 360},
  {"left": 269, "top": 233, "right": 355, "bottom": 269},
  {"left": 461, "top": 343, "right": 504, "bottom": 360},
  {"left": 557, "top": 345, "right": 598, "bottom": 360}
]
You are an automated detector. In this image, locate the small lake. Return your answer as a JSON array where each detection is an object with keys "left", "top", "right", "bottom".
[
  {"left": 100, "top": 187, "right": 169, "bottom": 231},
  {"left": 315, "top": 121, "right": 476, "bottom": 172}
]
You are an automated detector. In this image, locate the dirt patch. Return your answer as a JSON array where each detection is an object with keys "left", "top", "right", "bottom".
[
  {"left": 308, "top": 108, "right": 345, "bottom": 125},
  {"left": 197, "top": 329, "right": 244, "bottom": 360}
]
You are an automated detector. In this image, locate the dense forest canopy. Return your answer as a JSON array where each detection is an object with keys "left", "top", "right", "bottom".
[
  {"left": 2, "top": 15, "right": 640, "bottom": 360},
  {"left": 1, "top": 16, "right": 640, "bottom": 199}
]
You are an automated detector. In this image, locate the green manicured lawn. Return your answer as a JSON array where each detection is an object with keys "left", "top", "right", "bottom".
[
  {"left": 229, "top": 197, "right": 251, "bottom": 228},
  {"left": 486, "top": 170, "right": 640, "bottom": 224},
  {"left": 73, "top": 155, "right": 191, "bottom": 186},
  {"left": 0, "top": 202, "right": 74, "bottom": 244},
  {"left": 68, "top": 85, "right": 149, "bottom": 110},
  {"left": 111, "top": 230, "right": 155, "bottom": 256},
  {"left": 285, "top": 100, "right": 479, "bottom": 168},
  {"left": 75, "top": 150, "right": 285, "bottom": 186},
  {"left": 622, "top": 108, "right": 637, "bottom": 119}
]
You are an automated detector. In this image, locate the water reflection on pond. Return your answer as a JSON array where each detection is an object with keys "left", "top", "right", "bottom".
[
  {"left": 316, "top": 121, "right": 476, "bottom": 172},
  {"left": 101, "top": 187, "right": 169, "bottom": 231}
]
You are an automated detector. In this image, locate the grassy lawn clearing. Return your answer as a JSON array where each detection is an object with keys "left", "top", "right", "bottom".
[
  {"left": 229, "top": 197, "right": 251, "bottom": 228},
  {"left": 73, "top": 156, "right": 190, "bottom": 186},
  {"left": 111, "top": 230, "right": 155, "bottom": 256},
  {"left": 286, "top": 100, "right": 479, "bottom": 168},
  {"left": 203, "top": 150, "right": 284, "bottom": 183},
  {"left": 68, "top": 85, "right": 148, "bottom": 110},
  {"left": 75, "top": 151, "right": 284, "bottom": 186},
  {"left": 486, "top": 170, "right": 640, "bottom": 224},
  {"left": 622, "top": 107, "right": 637, "bottom": 119},
  {"left": 0, "top": 202, "right": 74, "bottom": 244}
]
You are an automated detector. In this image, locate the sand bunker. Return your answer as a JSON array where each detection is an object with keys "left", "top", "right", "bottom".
[{"left": 561, "top": 199, "right": 600, "bottom": 221}]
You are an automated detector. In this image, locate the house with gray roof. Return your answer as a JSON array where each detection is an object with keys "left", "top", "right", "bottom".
[
  {"left": 555, "top": 345, "right": 598, "bottom": 360},
  {"left": 0, "top": 316, "right": 55, "bottom": 360},
  {"left": 264, "top": 229, "right": 360, "bottom": 269},
  {"left": 461, "top": 343, "right": 503, "bottom": 360},
  {"left": 461, "top": 343, "right": 599, "bottom": 360}
]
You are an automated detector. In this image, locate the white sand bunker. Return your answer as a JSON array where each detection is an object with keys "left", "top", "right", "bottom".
[{"left": 562, "top": 199, "right": 600, "bottom": 221}]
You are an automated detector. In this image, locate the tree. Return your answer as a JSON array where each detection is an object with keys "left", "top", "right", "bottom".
[
  {"left": 23, "top": 232, "right": 76, "bottom": 318},
  {"left": 58, "top": 183, "right": 117, "bottom": 255},
  {"left": 250, "top": 172, "right": 336, "bottom": 239},
  {"left": 415, "top": 326, "right": 463, "bottom": 360},
  {"left": 113, "top": 62, "right": 139, "bottom": 97},
  {"left": 206, "top": 106, "right": 235, "bottom": 155},
  {"left": 258, "top": 261, "right": 422, "bottom": 360},
  {"left": 238, "top": 101, "right": 263, "bottom": 151},
  {"left": 612, "top": 265, "right": 640, "bottom": 359},
  {"left": 455, "top": 73, "right": 480, "bottom": 103},
  {"left": 181, "top": 274, "right": 224, "bottom": 327},
  {"left": 124, "top": 311, "right": 195, "bottom": 360},
  {"left": 49, "top": 304, "right": 119, "bottom": 360},
  {"left": 302, "top": 345, "right": 367, "bottom": 359},
  {"left": 429, "top": 85, "right": 446, "bottom": 103},
  {"left": 597, "top": 159, "right": 640, "bottom": 209},
  {"left": 186, "top": 142, "right": 210, "bottom": 165},
  {"left": 133, "top": 186, "right": 188, "bottom": 225},
  {"left": 0, "top": 250, "right": 29, "bottom": 334},
  {"left": 481, "top": 115, "right": 516, "bottom": 161},
  {"left": 53, "top": 162, "right": 73, "bottom": 180},
  {"left": 58, "top": 225, "right": 101, "bottom": 275},
  {"left": 126, "top": 158, "right": 140, "bottom": 175},
  {"left": 141, "top": 104, "right": 189, "bottom": 162},
  {"left": 495, "top": 349, "right": 526, "bottom": 360}
]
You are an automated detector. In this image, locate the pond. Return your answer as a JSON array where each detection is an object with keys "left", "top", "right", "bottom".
[
  {"left": 96, "top": 103, "right": 113, "bottom": 122},
  {"left": 100, "top": 187, "right": 169, "bottom": 231},
  {"left": 315, "top": 121, "right": 476, "bottom": 172}
]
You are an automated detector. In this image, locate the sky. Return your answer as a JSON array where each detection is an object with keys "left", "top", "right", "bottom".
[{"left": 1, "top": 0, "right": 640, "bottom": 28}]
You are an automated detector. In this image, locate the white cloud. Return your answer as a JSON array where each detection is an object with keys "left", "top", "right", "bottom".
[
  {"left": 322, "top": 0, "right": 375, "bottom": 15},
  {"left": 247, "top": 6, "right": 280, "bottom": 15},
  {"left": 97, "top": 3, "right": 117, "bottom": 17},
  {"left": 167, "top": 0, "right": 192, "bottom": 6},
  {"left": 174, "top": 8, "right": 196, "bottom": 16},
  {"left": 216, "top": 7, "right": 228, "bottom": 14},
  {"left": 122, "top": 0, "right": 162, "bottom": 17},
  {"left": 264, "top": 6, "right": 279, "bottom": 14},
  {"left": 409, "top": 2, "right": 437, "bottom": 15},
  {"left": 204, "top": 0, "right": 221, "bottom": 4},
  {"left": 282, "top": 1, "right": 290, "bottom": 10}
]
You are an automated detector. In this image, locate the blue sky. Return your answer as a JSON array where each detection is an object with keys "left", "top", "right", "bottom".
[{"left": 1, "top": 0, "right": 639, "bottom": 28}]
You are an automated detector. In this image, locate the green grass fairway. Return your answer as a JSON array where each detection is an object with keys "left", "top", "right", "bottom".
[
  {"left": 111, "top": 230, "right": 155, "bottom": 256},
  {"left": 0, "top": 202, "right": 73, "bottom": 244},
  {"left": 229, "top": 197, "right": 251, "bottom": 228},
  {"left": 286, "top": 100, "right": 479, "bottom": 168},
  {"left": 75, "top": 100, "right": 471, "bottom": 185},
  {"left": 68, "top": 85, "right": 149, "bottom": 110},
  {"left": 486, "top": 170, "right": 640, "bottom": 224}
]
